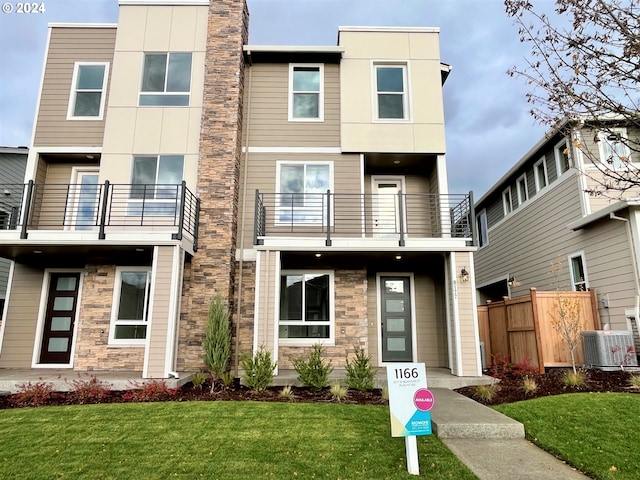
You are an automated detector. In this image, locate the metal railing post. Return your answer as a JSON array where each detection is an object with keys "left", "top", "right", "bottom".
[
  {"left": 468, "top": 191, "right": 475, "bottom": 245},
  {"left": 20, "top": 180, "right": 34, "bottom": 239},
  {"left": 98, "top": 180, "right": 110, "bottom": 240},
  {"left": 325, "top": 189, "right": 332, "bottom": 246},
  {"left": 398, "top": 190, "right": 405, "bottom": 246},
  {"left": 193, "top": 197, "right": 200, "bottom": 252},
  {"left": 172, "top": 181, "right": 186, "bottom": 241},
  {"left": 254, "top": 189, "right": 261, "bottom": 245}
]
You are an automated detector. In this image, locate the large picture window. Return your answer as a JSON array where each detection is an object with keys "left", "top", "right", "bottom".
[
  {"left": 67, "top": 62, "right": 109, "bottom": 119},
  {"left": 139, "top": 52, "right": 192, "bottom": 106},
  {"left": 289, "top": 64, "right": 323, "bottom": 121},
  {"left": 277, "top": 162, "right": 332, "bottom": 224},
  {"left": 279, "top": 272, "right": 334, "bottom": 342},
  {"left": 375, "top": 64, "right": 408, "bottom": 120},
  {"left": 110, "top": 268, "right": 151, "bottom": 344},
  {"left": 129, "top": 155, "right": 184, "bottom": 216}
]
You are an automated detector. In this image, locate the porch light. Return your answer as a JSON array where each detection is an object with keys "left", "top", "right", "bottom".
[
  {"left": 460, "top": 267, "right": 469, "bottom": 282},
  {"left": 315, "top": 253, "right": 322, "bottom": 258},
  {"left": 395, "top": 255, "right": 402, "bottom": 260},
  {"left": 508, "top": 275, "right": 516, "bottom": 287}
]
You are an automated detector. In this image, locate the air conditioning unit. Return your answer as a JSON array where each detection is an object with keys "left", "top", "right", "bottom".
[{"left": 582, "top": 330, "right": 638, "bottom": 371}]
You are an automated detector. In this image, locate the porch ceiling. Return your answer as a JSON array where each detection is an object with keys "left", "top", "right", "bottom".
[
  {"left": 280, "top": 250, "right": 445, "bottom": 271},
  {"left": 0, "top": 244, "right": 154, "bottom": 267}
]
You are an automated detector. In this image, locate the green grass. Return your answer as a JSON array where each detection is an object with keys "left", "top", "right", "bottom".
[
  {"left": 495, "top": 393, "right": 640, "bottom": 480},
  {"left": 0, "top": 402, "right": 477, "bottom": 479}
]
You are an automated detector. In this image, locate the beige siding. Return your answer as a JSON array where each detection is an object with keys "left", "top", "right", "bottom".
[
  {"left": 0, "top": 265, "right": 44, "bottom": 367},
  {"left": 34, "top": 27, "right": 116, "bottom": 146},
  {"left": 254, "top": 250, "right": 278, "bottom": 351},
  {"left": 414, "top": 273, "right": 448, "bottom": 367},
  {"left": 455, "top": 251, "right": 479, "bottom": 376},
  {"left": 243, "top": 63, "right": 341, "bottom": 147}
]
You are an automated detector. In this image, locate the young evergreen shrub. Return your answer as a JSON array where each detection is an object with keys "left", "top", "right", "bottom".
[
  {"left": 330, "top": 382, "right": 348, "bottom": 401},
  {"left": 293, "top": 343, "right": 333, "bottom": 390},
  {"left": 203, "top": 294, "right": 231, "bottom": 390},
  {"left": 344, "top": 347, "right": 376, "bottom": 391},
  {"left": 240, "top": 345, "right": 277, "bottom": 391}
]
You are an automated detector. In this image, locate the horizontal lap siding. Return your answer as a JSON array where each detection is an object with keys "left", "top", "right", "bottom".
[
  {"left": 34, "top": 28, "right": 116, "bottom": 147},
  {"left": 414, "top": 273, "right": 447, "bottom": 367},
  {"left": 455, "top": 251, "right": 479, "bottom": 375}
]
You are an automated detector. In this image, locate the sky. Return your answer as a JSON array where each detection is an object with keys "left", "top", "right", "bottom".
[{"left": 0, "top": 0, "right": 549, "bottom": 198}]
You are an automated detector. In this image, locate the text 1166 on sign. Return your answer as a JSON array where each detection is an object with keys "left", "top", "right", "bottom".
[{"left": 394, "top": 368, "right": 419, "bottom": 379}]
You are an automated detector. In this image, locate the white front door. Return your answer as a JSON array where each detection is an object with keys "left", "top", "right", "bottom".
[{"left": 372, "top": 176, "right": 405, "bottom": 236}]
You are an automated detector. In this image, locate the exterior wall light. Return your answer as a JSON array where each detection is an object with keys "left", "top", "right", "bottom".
[{"left": 460, "top": 267, "right": 469, "bottom": 282}]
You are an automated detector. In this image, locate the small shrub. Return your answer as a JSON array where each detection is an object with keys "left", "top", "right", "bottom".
[
  {"left": 490, "top": 354, "right": 512, "bottom": 380},
  {"left": 220, "top": 371, "right": 235, "bottom": 389},
  {"left": 12, "top": 380, "right": 54, "bottom": 407},
  {"left": 190, "top": 372, "right": 208, "bottom": 390},
  {"left": 70, "top": 374, "right": 112, "bottom": 404},
  {"left": 293, "top": 343, "right": 333, "bottom": 390},
  {"left": 521, "top": 376, "right": 538, "bottom": 395},
  {"left": 279, "top": 385, "right": 295, "bottom": 399},
  {"left": 240, "top": 345, "right": 277, "bottom": 392},
  {"left": 473, "top": 383, "right": 499, "bottom": 402},
  {"left": 628, "top": 374, "right": 640, "bottom": 390},
  {"left": 512, "top": 357, "right": 539, "bottom": 377},
  {"left": 344, "top": 347, "right": 377, "bottom": 391},
  {"left": 203, "top": 294, "right": 231, "bottom": 390},
  {"left": 330, "top": 382, "right": 348, "bottom": 401},
  {"left": 563, "top": 369, "right": 586, "bottom": 387},
  {"left": 123, "top": 380, "right": 178, "bottom": 402}
]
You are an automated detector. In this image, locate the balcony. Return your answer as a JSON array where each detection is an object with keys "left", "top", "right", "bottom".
[
  {"left": 0, "top": 181, "right": 200, "bottom": 251},
  {"left": 254, "top": 190, "right": 473, "bottom": 248}
]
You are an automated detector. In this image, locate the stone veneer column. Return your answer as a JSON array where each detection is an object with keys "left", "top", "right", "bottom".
[{"left": 177, "top": 0, "right": 249, "bottom": 372}]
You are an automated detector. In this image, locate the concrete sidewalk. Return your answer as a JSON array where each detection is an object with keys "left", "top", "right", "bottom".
[{"left": 430, "top": 389, "right": 588, "bottom": 480}]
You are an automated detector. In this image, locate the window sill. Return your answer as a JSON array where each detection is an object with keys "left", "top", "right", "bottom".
[{"left": 279, "top": 339, "right": 335, "bottom": 347}]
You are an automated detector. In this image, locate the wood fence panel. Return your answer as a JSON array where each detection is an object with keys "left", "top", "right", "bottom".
[
  {"left": 488, "top": 302, "right": 509, "bottom": 360},
  {"left": 477, "top": 305, "right": 490, "bottom": 368},
  {"left": 505, "top": 296, "right": 541, "bottom": 370}
]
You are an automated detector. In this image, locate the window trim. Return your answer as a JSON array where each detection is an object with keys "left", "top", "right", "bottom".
[
  {"left": 278, "top": 270, "right": 335, "bottom": 346},
  {"left": 516, "top": 173, "right": 529, "bottom": 206},
  {"left": 108, "top": 267, "right": 152, "bottom": 346},
  {"left": 66, "top": 62, "right": 109, "bottom": 120},
  {"left": 476, "top": 209, "right": 488, "bottom": 248},
  {"left": 597, "top": 127, "right": 631, "bottom": 170},
  {"left": 138, "top": 52, "right": 192, "bottom": 107},
  {"left": 533, "top": 156, "right": 548, "bottom": 192},
  {"left": 502, "top": 187, "right": 513, "bottom": 216},
  {"left": 288, "top": 63, "right": 324, "bottom": 122},
  {"left": 568, "top": 251, "right": 589, "bottom": 292},
  {"left": 372, "top": 62, "right": 410, "bottom": 122},
  {"left": 554, "top": 138, "right": 571, "bottom": 176}
]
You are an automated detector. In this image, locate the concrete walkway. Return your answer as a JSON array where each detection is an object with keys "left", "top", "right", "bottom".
[{"left": 431, "top": 389, "right": 588, "bottom": 480}]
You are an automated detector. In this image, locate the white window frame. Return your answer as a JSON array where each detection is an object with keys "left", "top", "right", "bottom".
[
  {"left": 67, "top": 62, "right": 109, "bottom": 120},
  {"left": 128, "top": 155, "right": 185, "bottom": 217},
  {"left": 139, "top": 52, "right": 192, "bottom": 107},
  {"left": 476, "top": 209, "right": 488, "bottom": 247},
  {"left": 516, "top": 173, "right": 528, "bottom": 205},
  {"left": 568, "top": 251, "right": 589, "bottom": 292},
  {"left": 502, "top": 187, "right": 513, "bottom": 216},
  {"left": 108, "top": 267, "right": 152, "bottom": 346},
  {"left": 275, "top": 161, "right": 333, "bottom": 225},
  {"left": 533, "top": 156, "right": 548, "bottom": 192},
  {"left": 288, "top": 64, "right": 324, "bottom": 122},
  {"left": 278, "top": 270, "right": 335, "bottom": 346},
  {"left": 598, "top": 128, "right": 631, "bottom": 170},
  {"left": 554, "top": 138, "right": 571, "bottom": 176},
  {"left": 372, "top": 63, "right": 410, "bottom": 121}
]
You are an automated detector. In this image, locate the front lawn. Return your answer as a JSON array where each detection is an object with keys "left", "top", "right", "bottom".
[
  {"left": 495, "top": 393, "right": 640, "bottom": 480},
  {"left": 0, "top": 401, "right": 477, "bottom": 479}
]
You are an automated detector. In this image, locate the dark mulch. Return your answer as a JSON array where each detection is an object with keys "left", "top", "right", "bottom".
[{"left": 455, "top": 368, "right": 640, "bottom": 406}]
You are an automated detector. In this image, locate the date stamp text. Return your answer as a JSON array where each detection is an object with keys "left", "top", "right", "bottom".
[{"left": 2, "top": 2, "right": 46, "bottom": 14}]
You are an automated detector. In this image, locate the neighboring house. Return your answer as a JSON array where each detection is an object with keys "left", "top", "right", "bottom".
[
  {"left": 0, "top": 147, "right": 28, "bottom": 318},
  {"left": 474, "top": 121, "right": 640, "bottom": 350},
  {"left": 0, "top": 0, "right": 483, "bottom": 379}
]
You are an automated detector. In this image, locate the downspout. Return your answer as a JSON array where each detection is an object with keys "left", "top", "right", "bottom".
[
  {"left": 234, "top": 52, "right": 253, "bottom": 375},
  {"left": 610, "top": 212, "right": 640, "bottom": 330}
]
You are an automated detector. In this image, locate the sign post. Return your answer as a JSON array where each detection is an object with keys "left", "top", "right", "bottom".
[{"left": 386, "top": 363, "right": 434, "bottom": 475}]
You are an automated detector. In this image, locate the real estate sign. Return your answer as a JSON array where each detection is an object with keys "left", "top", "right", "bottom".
[{"left": 386, "top": 363, "right": 433, "bottom": 437}]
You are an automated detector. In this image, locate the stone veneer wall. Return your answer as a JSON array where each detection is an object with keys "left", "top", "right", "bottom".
[
  {"left": 176, "top": 0, "right": 249, "bottom": 372},
  {"left": 278, "top": 269, "right": 368, "bottom": 369},
  {"left": 233, "top": 260, "right": 256, "bottom": 371},
  {"left": 74, "top": 265, "right": 144, "bottom": 371}
]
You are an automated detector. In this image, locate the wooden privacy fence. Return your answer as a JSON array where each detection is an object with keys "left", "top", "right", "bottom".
[{"left": 477, "top": 288, "right": 601, "bottom": 373}]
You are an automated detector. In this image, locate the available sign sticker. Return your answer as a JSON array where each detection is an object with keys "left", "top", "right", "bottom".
[{"left": 386, "top": 363, "right": 433, "bottom": 437}]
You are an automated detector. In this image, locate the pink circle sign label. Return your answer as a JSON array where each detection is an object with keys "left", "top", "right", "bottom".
[{"left": 414, "top": 388, "right": 435, "bottom": 412}]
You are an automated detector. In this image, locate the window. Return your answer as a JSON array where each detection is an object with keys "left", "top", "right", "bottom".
[
  {"left": 110, "top": 268, "right": 151, "bottom": 343},
  {"left": 139, "top": 53, "right": 192, "bottom": 106},
  {"left": 279, "top": 271, "right": 334, "bottom": 342},
  {"left": 375, "top": 64, "right": 408, "bottom": 120},
  {"left": 555, "top": 139, "right": 571, "bottom": 175},
  {"left": 516, "top": 174, "right": 528, "bottom": 205},
  {"left": 129, "top": 155, "right": 184, "bottom": 216},
  {"left": 67, "top": 62, "right": 109, "bottom": 119},
  {"left": 568, "top": 253, "right": 588, "bottom": 291},
  {"left": 277, "top": 162, "right": 332, "bottom": 224},
  {"left": 476, "top": 210, "right": 488, "bottom": 247},
  {"left": 289, "top": 64, "right": 323, "bottom": 121},
  {"left": 598, "top": 129, "right": 630, "bottom": 170},
  {"left": 502, "top": 187, "right": 513, "bottom": 216},
  {"left": 534, "top": 157, "right": 548, "bottom": 192}
]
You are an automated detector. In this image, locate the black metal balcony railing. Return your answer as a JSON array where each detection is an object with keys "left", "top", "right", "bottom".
[
  {"left": 254, "top": 190, "right": 473, "bottom": 246},
  {"left": 0, "top": 181, "right": 200, "bottom": 250}
]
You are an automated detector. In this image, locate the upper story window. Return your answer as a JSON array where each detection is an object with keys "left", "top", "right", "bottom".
[
  {"left": 129, "top": 155, "right": 184, "bottom": 216},
  {"left": 598, "top": 128, "right": 631, "bottom": 170},
  {"left": 555, "top": 139, "right": 571, "bottom": 175},
  {"left": 516, "top": 174, "right": 529, "bottom": 205},
  {"left": 568, "top": 252, "right": 588, "bottom": 291},
  {"left": 476, "top": 209, "right": 488, "bottom": 247},
  {"left": 139, "top": 53, "right": 192, "bottom": 106},
  {"left": 67, "top": 62, "right": 109, "bottom": 120},
  {"left": 374, "top": 64, "right": 408, "bottom": 120},
  {"left": 502, "top": 187, "right": 513, "bottom": 216},
  {"left": 277, "top": 161, "right": 332, "bottom": 224},
  {"left": 534, "top": 157, "right": 548, "bottom": 192},
  {"left": 289, "top": 64, "right": 324, "bottom": 121}
]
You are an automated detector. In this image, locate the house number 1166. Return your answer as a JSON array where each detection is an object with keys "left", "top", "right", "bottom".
[{"left": 394, "top": 368, "right": 419, "bottom": 379}]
